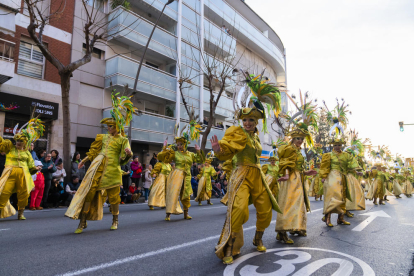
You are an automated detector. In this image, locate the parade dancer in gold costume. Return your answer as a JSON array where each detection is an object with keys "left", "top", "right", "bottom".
[
  {"left": 158, "top": 133, "right": 204, "bottom": 221},
  {"left": 261, "top": 147, "right": 279, "bottom": 200},
  {"left": 320, "top": 136, "right": 360, "bottom": 226},
  {"left": 65, "top": 93, "right": 135, "bottom": 233},
  {"left": 195, "top": 155, "right": 217, "bottom": 206},
  {"left": 212, "top": 71, "right": 282, "bottom": 265},
  {"left": 0, "top": 119, "right": 44, "bottom": 220},
  {"left": 148, "top": 155, "right": 171, "bottom": 210},
  {"left": 276, "top": 92, "right": 317, "bottom": 243}
]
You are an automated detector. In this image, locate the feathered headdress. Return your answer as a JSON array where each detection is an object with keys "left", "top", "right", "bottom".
[
  {"left": 188, "top": 106, "right": 203, "bottom": 141},
  {"left": 322, "top": 98, "right": 351, "bottom": 144},
  {"left": 101, "top": 91, "right": 138, "bottom": 137},
  {"left": 205, "top": 151, "right": 214, "bottom": 164},
  {"left": 282, "top": 91, "right": 318, "bottom": 148},
  {"left": 233, "top": 69, "right": 281, "bottom": 133},
  {"left": 13, "top": 117, "right": 45, "bottom": 151}
]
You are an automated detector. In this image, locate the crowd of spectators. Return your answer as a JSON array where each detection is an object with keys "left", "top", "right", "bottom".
[{"left": 1, "top": 145, "right": 227, "bottom": 211}]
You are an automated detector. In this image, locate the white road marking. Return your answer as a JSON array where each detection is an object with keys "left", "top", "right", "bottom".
[
  {"left": 352, "top": 210, "right": 391, "bottom": 232},
  {"left": 401, "top": 223, "right": 414, "bottom": 226},
  {"left": 200, "top": 206, "right": 227, "bottom": 210},
  {"left": 59, "top": 206, "right": 324, "bottom": 276},
  {"left": 224, "top": 248, "right": 375, "bottom": 276},
  {"left": 0, "top": 228, "right": 10, "bottom": 231},
  {"left": 309, "top": 208, "right": 323, "bottom": 213}
]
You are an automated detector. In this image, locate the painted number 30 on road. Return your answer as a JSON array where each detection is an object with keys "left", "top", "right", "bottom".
[{"left": 223, "top": 248, "right": 375, "bottom": 276}]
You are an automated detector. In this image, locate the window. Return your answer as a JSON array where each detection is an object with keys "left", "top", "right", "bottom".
[
  {"left": 85, "top": 0, "right": 105, "bottom": 12},
  {"left": 145, "top": 61, "right": 159, "bottom": 69},
  {"left": 0, "top": 39, "right": 15, "bottom": 61},
  {"left": 82, "top": 43, "right": 105, "bottom": 60},
  {"left": 145, "top": 108, "right": 159, "bottom": 114},
  {"left": 17, "top": 41, "right": 45, "bottom": 79}
]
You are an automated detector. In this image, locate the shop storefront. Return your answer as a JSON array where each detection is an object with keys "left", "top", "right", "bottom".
[{"left": 0, "top": 92, "right": 59, "bottom": 153}]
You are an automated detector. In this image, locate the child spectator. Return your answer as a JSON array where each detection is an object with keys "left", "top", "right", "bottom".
[
  {"left": 50, "top": 178, "right": 64, "bottom": 208},
  {"left": 30, "top": 161, "right": 44, "bottom": 210},
  {"left": 127, "top": 183, "right": 141, "bottom": 203},
  {"left": 143, "top": 164, "right": 153, "bottom": 203},
  {"left": 120, "top": 184, "right": 127, "bottom": 204},
  {"left": 65, "top": 176, "right": 81, "bottom": 206}
]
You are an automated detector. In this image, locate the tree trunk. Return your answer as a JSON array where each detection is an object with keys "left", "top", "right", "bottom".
[
  {"left": 200, "top": 119, "right": 214, "bottom": 152},
  {"left": 60, "top": 73, "right": 72, "bottom": 181}
]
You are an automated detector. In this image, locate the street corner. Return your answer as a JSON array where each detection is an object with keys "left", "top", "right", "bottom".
[{"left": 223, "top": 247, "right": 375, "bottom": 276}]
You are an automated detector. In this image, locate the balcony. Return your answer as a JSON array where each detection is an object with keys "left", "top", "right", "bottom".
[
  {"left": 0, "top": 39, "right": 15, "bottom": 84},
  {"left": 108, "top": 6, "right": 177, "bottom": 63},
  {"left": 103, "top": 110, "right": 176, "bottom": 144},
  {"left": 105, "top": 55, "right": 177, "bottom": 101},
  {"left": 204, "top": 19, "right": 236, "bottom": 57},
  {"left": 138, "top": 0, "right": 178, "bottom": 21},
  {"left": 203, "top": 89, "right": 234, "bottom": 118},
  {"left": 205, "top": 0, "right": 286, "bottom": 80}
]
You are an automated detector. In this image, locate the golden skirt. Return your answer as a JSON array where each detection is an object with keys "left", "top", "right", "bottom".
[
  {"left": 393, "top": 180, "right": 403, "bottom": 196},
  {"left": 345, "top": 174, "right": 365, "bottom": 211},
  {"left": 266, "top": 174, "right": 280, "bottom": 200},
  {"left": 276, "top": 171, "right": 307, "bottom": 232},
  {"left": 148, "top": 174, "right": 167, "bottom": 208},
  {"left": 323, "top": 170, "right": 346, "bottom": 214},
  {"left": 0, "top": 168, "right": 16, "bottom": 218},
  {"left": 65, "top": 155, "right": 105, "bottom": 220},
  {"left": 195, "top": 176, "right": 211, "bottom": 202},
  {"left": 165, "top": 169, "right": 187, "bottom": 215}
]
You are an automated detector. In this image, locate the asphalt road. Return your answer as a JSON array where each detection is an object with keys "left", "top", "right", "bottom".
[{"left": 0, "top": 195, "right": 413, "bottom": 276}]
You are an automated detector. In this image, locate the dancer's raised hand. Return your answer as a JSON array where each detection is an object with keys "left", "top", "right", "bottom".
[{"left": 210, "top": 135, "right": 220, "bottom": 153}]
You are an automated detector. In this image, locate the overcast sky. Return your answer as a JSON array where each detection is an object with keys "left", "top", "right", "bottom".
[{"left": 245, "top": 0, "right": 414, "bottom": 159}]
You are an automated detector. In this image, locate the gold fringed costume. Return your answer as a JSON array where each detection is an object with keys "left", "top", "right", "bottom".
[
  {"left": 148, "top": 161, "right": 171, "bottom": 208},
  {"left": 65, "top": 134, "right": 132, "bottom": 220},
  {"left": 220, "top": 157, "right": 236, "bottom": 206},
  {"left": 365, "top": 169, "right": 387, "bottom": 203},
  {"left": 346, "top": 170, "right": 365, "bottom": 211},
  {"left": 214, "top": 126, "right": 281, "bottom": 261},
  {"left": 157, "top": 147, "right": 204, "bottom": 215},
  {"left": 319, "top": 151, "right": 357, "bottom": 215},
  {"left": 309, "top": 169, "right": 323, "bottom": 199},
  {"left": 276, "top": 144, "right": 309, "bottom": 233},
  {"left": 262, "top": 162, "right": 279, "bottom": 200},
  {"left": 195, "top": 164, "right": 217, "bottom": 202},
  {"left": 0, "top": 137, "right": 37, "bottom": 218},
  {"left": 392, "top": 173, "right": 403, "bottom": 197}
]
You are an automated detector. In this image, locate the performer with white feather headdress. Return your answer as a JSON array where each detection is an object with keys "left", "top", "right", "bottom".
[
  {"left": 0, "top": 118, "right": 44, "bottom": 220},
  {"left": 210, "top": 70, "right": 282, "bottom": 265}
]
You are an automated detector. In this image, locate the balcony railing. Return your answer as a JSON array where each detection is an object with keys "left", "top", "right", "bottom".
[
  {"left": 203, "top": 89, "right": 234, "bottom": 115},
  {"left": 105, "top": 55, "right": 177, "bottom": 101},
  {"left": 0, "top": 39, "right": 15, "bottom": 62},
  {"left": 206, "top": 0, "right": 285, "bottom": 69},
  {"left": 103, "top": 110, "right": 176, "bottom": 143},
  {"left": 108, "top": 6, "right": 177, "bottom": 60},
  {"left": 141, "top": 0, "right": 178, "bottom": 21},
  {"left": 204, "top": 18, "right": 236, "bottom": 55}
]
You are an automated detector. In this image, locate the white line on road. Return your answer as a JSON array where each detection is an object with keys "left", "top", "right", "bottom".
[
  {"left": 200, "top": 206, "right": 227, "bottom": 210},
  {"left": 352, "top": 210, "right": 391, "bottom": 231},
  {"left": 59, "top": 207, "right": 324, "bottom": 276},
  {"left": 0, "top": 228, "right": 10, "bottom": 231}
]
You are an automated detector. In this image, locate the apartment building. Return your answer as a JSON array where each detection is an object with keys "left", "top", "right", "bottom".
[
  {"left": 0, "top": 0, "right": 287, "bottom": 164},
  {"left": 0, "top": 0, "right": 74, "bottom": 154},
  {"left": 69, "top": 0, "right": 287, "bottom": 164}
]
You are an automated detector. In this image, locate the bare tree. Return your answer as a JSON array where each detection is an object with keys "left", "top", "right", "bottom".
[
  {"left": 178, "top": 17, "right": 244, "bottom": 151},
  {"left": 23, "top": 0, "right": 137, "bottom": 175}
]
